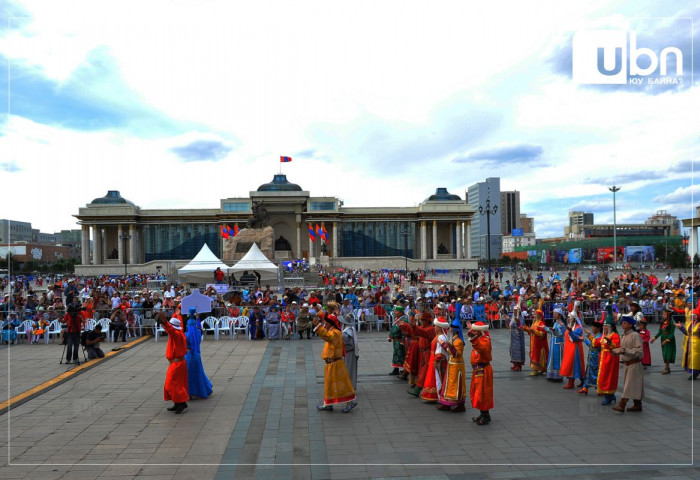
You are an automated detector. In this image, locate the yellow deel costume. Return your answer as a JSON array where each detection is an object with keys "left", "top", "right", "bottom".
[{"left": 316, "top": 324, "right": 356, "bottom": 405}]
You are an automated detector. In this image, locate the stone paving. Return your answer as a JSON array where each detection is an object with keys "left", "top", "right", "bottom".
[{"left": 0, "top": 325, "right": 699, "bottom": 479}]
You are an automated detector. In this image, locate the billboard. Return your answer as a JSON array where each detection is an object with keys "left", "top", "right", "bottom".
[
  {"left": 624, "top": 246, "right": 654, "bottom": 263},
  {"left": 0, "top": 246, "right": 27, "bottom": 257},
  {"left": 597, "top": 247, "right": 625, "bottom": 263},
  {"left": 568, "top": 248, "right": 582, "bottom": 264},
  {"left": 511, "top": 228, "right": 523, "bottom": 237}
]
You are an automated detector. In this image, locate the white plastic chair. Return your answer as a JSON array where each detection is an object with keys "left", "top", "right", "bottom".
[
  {"left": 83, "top": 319, "right": 96, "bottom": 332},
  {"left": 16, "top": 320, "right": 33, "bottom": 343},
  {"left": 154, "top": 322, "right": 166, "bottom": 342},
  {"left": 233, "top": 316, "right": 249, "bottom": 339},
  {"left": 97, "top": 318, "right": 111, "bottom": 342},
  {"left": 44, "top": 319, "right": 62, "bottom": 344},
  {"left": 202, "top": 316, "right": 219, "bottom": 340},
  {"left": 217, "top": 317, "right": 234, "bottom": 340}
]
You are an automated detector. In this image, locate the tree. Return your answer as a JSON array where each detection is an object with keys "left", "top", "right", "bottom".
[{"left": 693, "top": 253, "right": 700, "bottom": 268}]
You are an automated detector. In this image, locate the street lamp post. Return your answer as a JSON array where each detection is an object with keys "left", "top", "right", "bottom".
[
  {"left": 609, "top": 185, "right": 621, "bottom": 270},
  {"left": 400, "top": 226, "right": 410, "bottom": 273},
  {"left": 119, "top": 233, "right": 131, "bottom": 278},
  {"left": 479, "top": 197, "right": 498, "bottom": 284}
]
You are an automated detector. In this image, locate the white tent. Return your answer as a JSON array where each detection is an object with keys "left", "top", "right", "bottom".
[
  {"left": 177, "top": 243, "right": 231, "bottom": 283},
  {"left": 230, "top": 243, "right": 279, "bottom": 280}
]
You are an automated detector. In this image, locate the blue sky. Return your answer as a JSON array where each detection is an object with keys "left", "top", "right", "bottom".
[{"left": 0, "top": 0, "right": 697, "bottom": 238}]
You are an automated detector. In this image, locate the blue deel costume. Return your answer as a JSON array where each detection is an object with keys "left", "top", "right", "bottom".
[{"left": 185, "top": 318, "right": 213, "bottom": 399}]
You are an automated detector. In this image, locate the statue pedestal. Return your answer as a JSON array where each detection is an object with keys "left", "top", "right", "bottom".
[
  {"left": 223, "top": 226, "right": 275, "bottom": 262},
  {"left": 319, "top": 255, "right": 330, "bottom": 266},
  {"left": 274, "top": 250, "right": 292, "bottom": 259}
]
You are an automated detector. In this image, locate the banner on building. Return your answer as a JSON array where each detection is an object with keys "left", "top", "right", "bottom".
[
  {"left": 568, "top": 248, "right": 582, "bottom": 264},
  {"left": 624, "top": 246, "right": 654, "bottom": 263}
]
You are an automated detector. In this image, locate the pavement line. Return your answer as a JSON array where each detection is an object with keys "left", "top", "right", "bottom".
[{"left": 0, "top": 335, "right": 152, "bottom": 416}]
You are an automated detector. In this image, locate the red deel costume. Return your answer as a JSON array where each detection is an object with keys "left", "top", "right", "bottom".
[
  {"left": 470, "top": 333, "right": 494, "bottom": 411},
  {"left": 162, "top": 320, "right": 189, "bottom": 403}
]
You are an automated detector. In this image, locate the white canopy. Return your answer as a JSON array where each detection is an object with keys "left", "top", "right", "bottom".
[
  {"left": 230, "top": 243, "right": 279, "bottom": 279},
  {"left": 177, "top": 243, "right": 231, "bottom": 283}
]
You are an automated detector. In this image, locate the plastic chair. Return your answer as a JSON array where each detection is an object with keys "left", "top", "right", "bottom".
[
  {"left": 44, "top": 319, "right": 62, "bottom": 344},
  {"left": 202, "top": 316, "right": 219, "bottom": 340},
  {"left": 15, "top": 320, "right": 34, "bottom": 343},
  {"left": 233, "top": 316, "right": 249, "bottom": 339},
  {"left": 217, "top": 317, "right": 234, "bottom": 340},
  {"left": 83, "top": 319, "right": 96, "bottom": 332},
  {"left": 154, "top": 322, "right": 166, "bottom": 342},
  {"left": 97, "top": 318, "right": 111, "bottom": 342}
]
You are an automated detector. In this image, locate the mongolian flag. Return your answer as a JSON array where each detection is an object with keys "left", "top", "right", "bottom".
[
  {"left": 233, "top": 224, "right": 240, "bottom": 237},
  {"left": 308, "top": 225, "right": 316, "bottom": 242},
  {"left": 321, "top": 224, "right": 328, "bottom": 241},
  {"left": 280, "top": 156, "right": 292, "bottom": 163},
  {"left": 220, "top": 225, "right": 229, "bottom": 239}
]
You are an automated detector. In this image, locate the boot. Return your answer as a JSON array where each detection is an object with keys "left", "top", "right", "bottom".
[
  {"left": 476, "top": 411, "right": 491, "bottom": 425},
  {"left": 451, "top": 404, "right": 466, "bottom": 413},
  {"left": 167, "top": 403, "right": 178, "bottom": 411},
  {"left": 577, "top": 387, "right": 588, "bottom": 395},
  {"left": 436, "top": 404, "right": 451, "bottom": 411},
  {"left": 406, "top": 386, "right": 421, "bottom": 397},
  {"left": 613, "top": 398, "right": 628, "bottom": 413},
  {"left": 601, "top": 394, "right": 616, "bottom": 406},
  {"left": 389, "top": 368, "right": 399, "bottom": 375},
  {"left": 627, "top": 400, "right": 643, "bottom": 412},
  {"left": 174, "top": 402, "right": 188, "bottom": 414},
  {"left": 472, "top": 412, "right": 484, "bottom": 423},
  {"left": 563, "top": 378, "right": 575, "bottom": 389},
  {"left": 397, "top": 371, "right": 408, "bottom": 380},
  {"left": 529, "top": 370, "right": 539, "bottom": 376}
]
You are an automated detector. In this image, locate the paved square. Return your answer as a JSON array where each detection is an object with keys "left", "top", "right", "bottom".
[{"left": 1, "top": 328, "right": 698, "bottom": 479}]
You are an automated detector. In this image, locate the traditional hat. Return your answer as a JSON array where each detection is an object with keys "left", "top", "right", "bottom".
[
  {"left": 553, "top": 307, "right": 564, "bottom": 316},
  {"left": 325, "top": 314, "right": 341, "bottom": 329},
  {"left": 169, "top": 318, "right": 182, "bottom": 330},
  {"left": 451, "top": 318, "right": 464, "bottom": 342},
  {"left": 338, "top": 314, "right": 355, "bottom": 325},
  {"left": 188, "top": 307, "right": 197, "bottom": 317},
  {"left": 433, "top": 318, "right": 450, "bottom": 329},
  {"left": 394, "top": 305, "right": 405, "bottom": 312},
  {"left": 629, "top": 301, "right": 640, "bottom": 308},
  {"left": 619, "top": 315, "right": 636, "bottom": 325},
  {"left": 420, "top": 312, "right": 433, "bottom": 323},
  {"left": 534, "top": 309, "right": 544, "bottom": 317},
  {"left": 592, "top": 317, "right": 605, "bottom": 328},
  {"left": 469, "top": 321, "right": 489, "bottom": 332}
]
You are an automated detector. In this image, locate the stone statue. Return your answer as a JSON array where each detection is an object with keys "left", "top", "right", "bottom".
[
  {"left": 246, "top": 201, "right": 269, "bottom": 229},
  {"left": 275, "top": 236, "right": 292, "bottom": 251},
  {"left": 437, "top": 243, "right": 449, "bottom": 254}
]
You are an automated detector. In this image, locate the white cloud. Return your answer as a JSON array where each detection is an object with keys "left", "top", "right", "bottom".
[{"left": 0, "top": 0, "right": 697, "bottom": 240}]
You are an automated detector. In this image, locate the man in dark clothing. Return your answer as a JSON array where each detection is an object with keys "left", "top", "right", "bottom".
[
  {"left": 86, "top": 324, "right": 106, "bottom": 360},
  {"left": 64, "top": 297, "right": 84, "bottom": 364}
]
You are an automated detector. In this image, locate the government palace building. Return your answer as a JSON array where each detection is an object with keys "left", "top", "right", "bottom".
[{"left": 74, "top": 174, "right": 477, "bottom": 275}]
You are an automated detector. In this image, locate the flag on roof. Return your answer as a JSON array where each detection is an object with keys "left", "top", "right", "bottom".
[
  {"left": 233, "top": 224, "right": 240, "bottom": 237},
  {"left": 220, "top": 225, "right": 229, "bottom": 239},
  {"left": 308, "top": 225, "right": 315, "bottom": 242},
  {"left": 321, "top": 224, "right": 328, "bottom": 241},
  {"left": 280, "top": 156, "right": 292, "bottom": 163}
]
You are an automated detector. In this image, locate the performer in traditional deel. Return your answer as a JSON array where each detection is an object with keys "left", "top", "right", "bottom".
[
  {"left": 313, "top": 313, "right": 357, "bottom": 413},
  {"left": 466, "top": 321, "right": 493, "bottom": 425},
  {"left": 156, "top": 312, "right": 189, "bottom": 414}
]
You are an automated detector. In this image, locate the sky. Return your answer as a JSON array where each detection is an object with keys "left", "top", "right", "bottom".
[{"left": 0, "top": 0, "right": 697, "bottom": 239}]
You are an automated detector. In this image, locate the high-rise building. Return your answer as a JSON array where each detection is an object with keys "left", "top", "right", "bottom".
[
  {"left": 467, "top": 177, "right": 502, "bottom": 259},
  {"left": 565, "top": 211, "right": 594, "bottom": 238},
  {"left": 520, "top": 213, "right": 534, "bottom": 234},
  {"left": 645, "top": 210, "right": 680, "bottom": 235},
  {"left": 500, "top": 190, "right": 521, "bottom": 235},
  {"left": 569, "top": 211, "right": 594, "bottom": 227},
  {"left": 0, "top": 220, "right": 33, "bottom": 244}
]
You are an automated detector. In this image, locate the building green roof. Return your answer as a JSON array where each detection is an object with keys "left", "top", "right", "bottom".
[{"left": 90, "top": 191, "right": 135, "bottom": 206}]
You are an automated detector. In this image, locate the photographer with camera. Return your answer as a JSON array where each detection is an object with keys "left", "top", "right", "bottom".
[
  {"left": 64, "top": 296, "right": 84, "bottom": 364},
  {"left": 110, "top": 306, "right": 128, "bottom": 342},
  {"left": 85, "top": 324, "right": 106, "bottom": 359}
]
